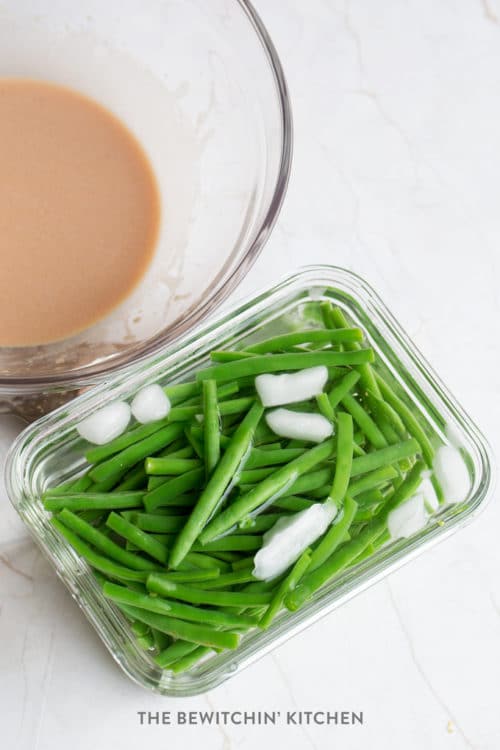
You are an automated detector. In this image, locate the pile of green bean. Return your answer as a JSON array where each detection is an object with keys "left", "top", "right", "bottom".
[{"left": 43, "top": 302, "right": 437, "bottom": 674}]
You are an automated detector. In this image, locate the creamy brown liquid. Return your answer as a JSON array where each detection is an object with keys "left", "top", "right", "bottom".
[{"left": 0, "top": 79, "right": 160, "bottom": 346}]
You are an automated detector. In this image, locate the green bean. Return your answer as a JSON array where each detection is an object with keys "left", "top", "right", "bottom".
[
  {"left": 253, "top": 419, "right": 281, "bottom": 445},
  {"left": 365, "top": 391, "right": 406, "bottom": 439},
  {"left": 218, "top": 397, "right": 256, "bottom": 416},
  {"left": 325, "top": 305, "right": 381, "bottom": 397},
  {"left": 197, "top": 350, "right": 374, "bottom": 383},
  {"left": 199, "top": 439, "right": 335, "bottom": 543},
  {"left": 282, "top": 467, "right": 332, "bottom": 497},
  {"left": 286, "top": 518, "right": 385, "bottom": 611},
  {"left": 193, "top": 535, "right": 262, "bottom": 553},
  {"left": 147, "top": 575, "right": 273, "bottom": 607},
  {"left": 235, "top": 513, "right": 283, "bottom": 533},
  {"left": 133, "top": 626, "right": 155, "bottom": 651},
  {"left": 152, "top": 628, "right": 170, "bottom": 652},
  {"left": 106, "top": 512, "right": 168, "bottom": 565},
  {"left": 155, "top": 640, "right": 199, "bottom": 668},
  {"left": 286, "top": 461, "right": 424, "bottom": 610},
  {"left": 237, "top": 467, "right": 276, "bottom": 485},
  {"left": 57, "top": 510, "right": 157, "bottom": 571},
  {"left": 256, "top": 442, "right": 284, "bottom": 455},
  {"left": 169, "top": 646, "right": 212, "bottom": 673},
  {"left": 130, "top": 618, "right": 150, "bottom": 638},
  {"left": 203, "top": 552, "right": 239, "bottom": 564},
  {"left": 182, "top": 552, "right": 230, "bottom": 572},
  {"left": 231, "top": 556, "right": 255, "bottom": 571},
  {"left": 194, "top": 570, "right": 256, "bottom": 589},
  {"left": 244, "top": 448, "right": 305, "bottom": 469},
  {"left": 137, "top": 636, "right": 156, "bottom": 650},
  {"left": 134, "top": 514, "right": 186, "bottom": 534},
  {"left": 352, "top": 430, "right": 367, "bottom": 453},
  {"left": 115, "top": 464, "right": 147, "bottom": 491},
  {"left": 373, "top": 529, "right": 391, "bottom": 552},
  {"left": 148, "top": 475, "right": 173, "bottom": 490},
  {"left": 350, "top": 527, "right": 391, "bottom": 565},
  {"left": 271, "top": 495, "right": 314, "bottom": 512},
  {"left": 78, "top": 509, "right": 106, "bottom": 524},
  {"left": 190, "top": 425, "right": 232, "bottom": 450},
  {"left": 320, "top": 300, "right": 337, "bottom": 330},
  {"left": 164, "top": 381, "right": 199, "bottom": 403},
  {"left": 260, "top": 549, "right": 312, "bottom": 629},
  {"left": 350, "top": 438, "right": 420, "bottom": 478},
  {"left": 89, "top": 423, "right": 185, "bottom": 484},
  {"left": 327, "top": 411, "right": 354, "bottom": 507},
  {"left": 307, "top": 494, "right": 358, "bottom": 571},
  {"left": 158, "top": 569, "right": 220, "bottom": 583},
  {"left": 117, "top": 602, "right": 239, "bottom": 650},
  {"left": 203, "top": 379, "right": 220, "bottom": 476},
  {"left": 103, "top": 581, "right": 257, "bottom": 632},
  {"left": 244, "top": 328, "right": 363, "bottom": 353},
  {"left": 353, "top": 504, "right": 382, "bottom": 523},
  {"left": 349, "top": 466, "right": 399, "bottom": 496},
  {"left": 305, "top": 485, "right": 331, "bottom": 499},
  {"left": 431, "top": 474, "right": 445, "bottom": 504},
  {"left": 241, "top": 578, "right": 282, "bottom": 594},
  {"left": 355, "top": 489, "right": 385, "bottom": 507},
  {"left": 48, "top": 474, "right": 93, "bottom": 494},
  {"left": 210, "top": 350, "right": 256, "bottom": 362},
  {"left": 361, "top": 392, "right": 403, "bottom": 445},
  {"left": 86, "top": 416, "right": 172, "bottom": 465},
  {"left": 125, "top": 536, "right": 174, "bottom": 556},
  {"left": 152, "top": 494, "right": 195, "bottom": 509},
  {"left": 373, "top": 416, "right": 401, "bottom": 446},
  {"left": 144, "top": 468, "right": 204, "bottom": 512},
  {"left": 163, "top": 445, "right": 195, "bottom": 460},
  {"left": 170, "top": 396, "right": 255, "bottom": 424},
  {"left": 276, "top": 465, "right": 339, "bottom": 501},
  {"left": 73, "top": 474, "right": 96, "bottom": 491},
  {"left": 163, "top": 380, "right": 239, "bottom": 406},
  {"left": 144, "top": 457, "right": 201, "bottom": 476},
  {"left": 316, "top": 392, "right": 335, "bottom": 422},
  {"left": 152, "top": 437, "right": 190, "bottom": 460},
  {"left": 215, "top": 382, "right": 242, "bottom": 400},
  {"left": 161, "top": 406, "right": 197, "bottom": 422},
  {"left": 398, "top": 456, "right": 415, "bottom": 473},
  {"left": 51, "top": 518, "right": 151, "bottom": 582},
  {"left": 87, "top": 476, "right": 122, "bottom": 493},
  {"left": 286, "top": 439, "right": 311, "bottom": 449},
  {"left": 341, "top": 394, "right": 387, "bottom": 449},
  {"left": 43, "top": 491, "right": 143, "bottom": 513},
  {"left": 327, "top": 370, "right": 360, "bottom": 409},
  {"left": 169, "top": 402, "right": 264, "bottom": 568},
  {"left": 184, "top": 426, "right": 205, "bottom": 460},
  {"left": 375, "top": 373, "right": 434, "bottom": 466}
]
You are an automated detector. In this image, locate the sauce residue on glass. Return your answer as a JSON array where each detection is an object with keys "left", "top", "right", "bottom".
[{"left": 0, "top": 78, "right": 161, "bottom": 347}]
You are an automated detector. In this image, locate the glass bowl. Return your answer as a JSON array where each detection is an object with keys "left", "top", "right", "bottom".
[
  {"left": 0, "top": 0, "right": 292, "bottom": 418},
  {"left": 5, "top": 266, "right": 493, "bottom": 696}
]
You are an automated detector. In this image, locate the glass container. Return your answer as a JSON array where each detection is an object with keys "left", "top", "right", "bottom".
[{"left": 5, "top": 266, "right": 493, "bottom": 696}]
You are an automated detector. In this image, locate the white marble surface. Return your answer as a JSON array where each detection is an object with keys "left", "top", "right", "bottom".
[{"left": 2, "top": 1, "right": 500, "bottom": 748}]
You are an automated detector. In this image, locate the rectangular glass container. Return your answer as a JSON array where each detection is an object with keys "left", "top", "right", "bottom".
[{"left": 5, "top": 265, "right": 493, "bottom": 696}]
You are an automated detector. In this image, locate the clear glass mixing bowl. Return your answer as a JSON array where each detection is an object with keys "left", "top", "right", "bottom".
[{"left": 0, "top": 0, "right": 292, "bottom": 419}]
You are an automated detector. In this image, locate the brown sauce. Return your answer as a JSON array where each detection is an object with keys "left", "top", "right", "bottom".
[{"left": 0, "top": 79, "right": 160, "bottom": 346}]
